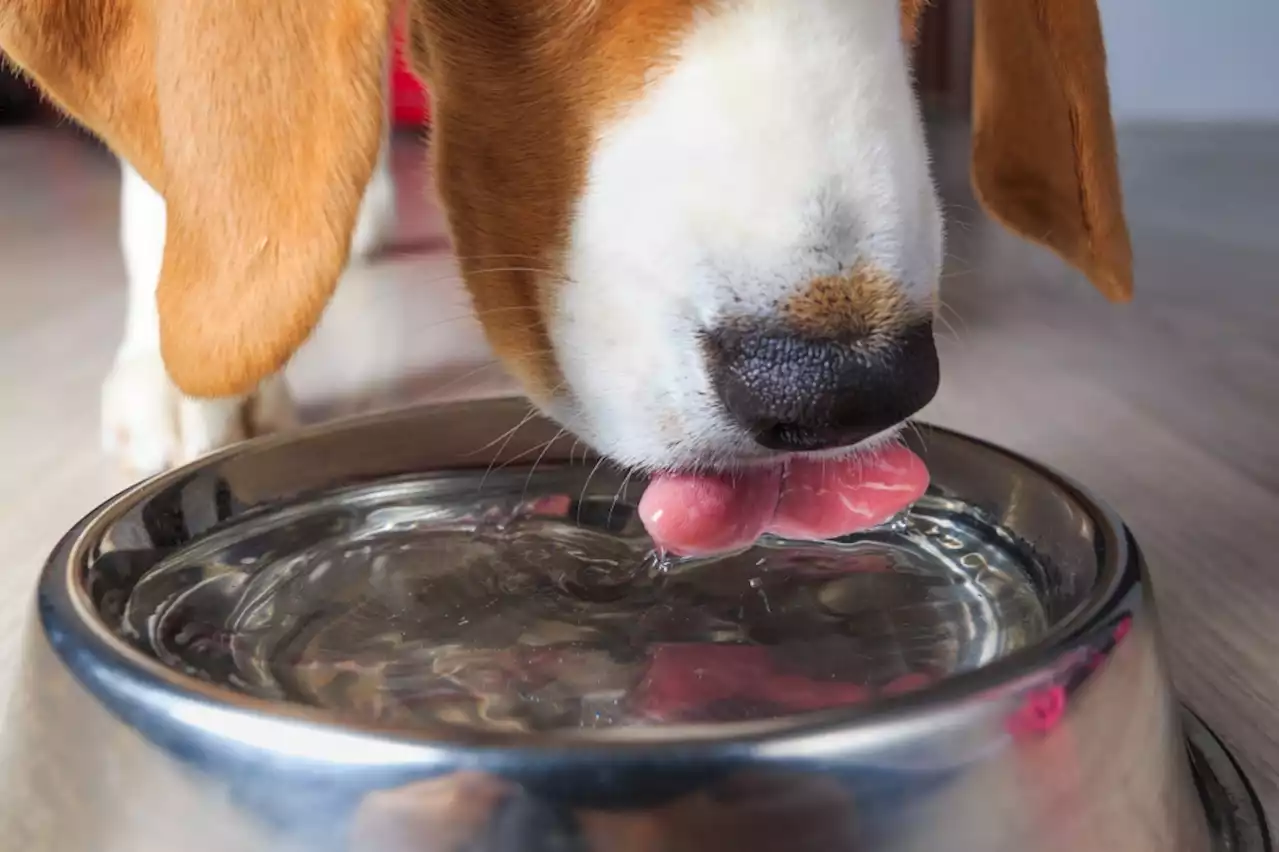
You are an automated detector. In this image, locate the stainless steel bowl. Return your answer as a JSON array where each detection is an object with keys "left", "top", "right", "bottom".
[{"left": 1, "top": 399, "right": 1269, "bottom": 852}]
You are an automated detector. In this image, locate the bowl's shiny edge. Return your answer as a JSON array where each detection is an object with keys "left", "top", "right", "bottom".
[
  {"left": 1183, "top": 709, "right": 1274, "bottom": 851},
  {"left": 41, "top": 399, "right": 1137, "bottom": 757}
]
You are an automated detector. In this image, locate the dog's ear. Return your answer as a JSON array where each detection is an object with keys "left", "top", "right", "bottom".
[
  {"left": 969, "top": 0, "right": 1133, "bottom": 302},
  {"left": 900, "top": 0, "right": 928, "bottom": 44},
  {"left": 1, "top": 0, "right": 391, "bottom": 396}
]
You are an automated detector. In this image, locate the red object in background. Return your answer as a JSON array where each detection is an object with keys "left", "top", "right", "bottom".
[
  {"left": 391, "top": 14, "right": 430, "bottom": 126},
  {"left": 1005, "top": 684, "right": 1068, "bottom": 739}
]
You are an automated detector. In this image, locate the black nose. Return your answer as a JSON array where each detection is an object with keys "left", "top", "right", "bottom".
[{"left": 703, "top": 321, "right": 939, "bottom": 451}]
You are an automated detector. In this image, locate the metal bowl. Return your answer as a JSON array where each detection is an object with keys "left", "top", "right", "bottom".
[{"left": 0, "top": 399, "right": 1269, "bottom": 852}]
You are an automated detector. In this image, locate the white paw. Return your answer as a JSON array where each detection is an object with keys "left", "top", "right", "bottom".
[
  {"left": 101, "top": 356, "right": 298, "bottom": 478},
  {"left": 349, "top": 167, "right": 397, "bottom": 261}
]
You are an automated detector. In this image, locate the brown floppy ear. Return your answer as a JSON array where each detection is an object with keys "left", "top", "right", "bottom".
[
  {"left": 969, "top": 0, "right": 1133, "bottom": 302},
  {"left": 1, "top": 0, "right": 391, "bottom": 396},
  {"left": 900, "top": 0, "right": 928, "bottom": 44}
]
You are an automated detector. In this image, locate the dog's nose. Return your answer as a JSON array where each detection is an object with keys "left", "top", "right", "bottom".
[{"left": 703, "top": 321, "right": 939, "bottom": 451}]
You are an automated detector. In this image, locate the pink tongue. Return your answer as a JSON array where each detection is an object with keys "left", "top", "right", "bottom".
[{"left": 639, "top": 446, "right": 928, "bottom": 556}]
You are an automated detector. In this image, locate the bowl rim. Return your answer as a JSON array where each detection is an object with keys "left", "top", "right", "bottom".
[{"left": 38, "top": 400, "right": 1138, "bottom": 761}]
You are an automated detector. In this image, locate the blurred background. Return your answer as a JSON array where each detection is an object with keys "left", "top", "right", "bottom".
[{"left": 1, "top": 0, "right": 1276, "bottom": 826}]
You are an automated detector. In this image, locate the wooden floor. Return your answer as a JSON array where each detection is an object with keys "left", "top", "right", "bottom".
[{"left": 0, "top": 120, "right": 1275, "bottom": 825}]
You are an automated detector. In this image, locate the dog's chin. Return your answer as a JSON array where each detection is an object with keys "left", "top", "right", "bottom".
[
  {"left": 532, "top": 391, "right": 908, "bottom": 477},
  {"left": 658, "top": 423, "right": 912, "bottom": 478}
]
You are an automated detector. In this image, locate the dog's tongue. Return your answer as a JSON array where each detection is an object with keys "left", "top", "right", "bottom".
[{"left": 639, "top": 446, "right": 928, "bottom": 556}]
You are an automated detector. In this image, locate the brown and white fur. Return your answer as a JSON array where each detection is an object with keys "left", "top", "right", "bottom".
[
  {"left": 101, "top": 74, "right": 397, "bottom": 474},
  {"left": 1, "top": 0, "right": 1132, "bottom": 479}
]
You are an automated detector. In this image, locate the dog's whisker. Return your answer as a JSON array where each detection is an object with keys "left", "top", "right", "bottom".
[
  {"left": 400, "top": 306, "right": 543, "bottom": 335},
  {"left": 448, "top": 252, "right": 556, "bottom": 263},
  {"left": 408, "top": 307, "right": 556, "bottom": 338},
  {"left": 607, "top": 468, "right": 635, "bottom": 530},
  {"left": 940, "top": 255, "right": 976, "bottom": 276},
  {"left": 470, "top": 405, "right": 540, "bottom": 465},
  {"left": 469, "top": 382, "right": 569, "bottom": 490},
  {"left": 416, "top": 361, "right": 510, "bottom": 400},
  {"left": 521, "top": 428, "right": 569, "bottom": 503},
  {"left": 576, "top": 457, "right": 609, "bottom": 525},
  {"left": 484, "top": 426, "right": 571, "bottom": 483},
  {"left": 477, "top": 413, "right": 540, "bottom": 492},
  {"left": 396, "top": 266, "right": 561, "bottom": 293},
  {"left": 933, "top": 311, "right": 962, "bottom": 345},
  {"left": 937, "top": 298, "right": 967, "bottom": 322},
  {"left": 460, "top": 265, "right": 562, "bottom": 277},
  {"left": 904, "top": 420, "right": 928, "bottom": 450}
]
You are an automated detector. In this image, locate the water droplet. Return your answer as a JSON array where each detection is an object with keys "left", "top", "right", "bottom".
[{"left": 882, "top": 509, "right": 913, "bottom": 534}]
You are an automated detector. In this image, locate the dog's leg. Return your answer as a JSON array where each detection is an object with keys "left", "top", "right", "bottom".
[
  {"left": 101, "top": 67, "right": 396, "bottom": 476},
  {"left": 101, "top": 160, "right": 300, "bottom": 476}
]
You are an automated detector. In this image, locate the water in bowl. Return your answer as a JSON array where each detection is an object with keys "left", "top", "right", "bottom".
[{"left": 119, "top": 476, "right": 1046, "bottom": 733}]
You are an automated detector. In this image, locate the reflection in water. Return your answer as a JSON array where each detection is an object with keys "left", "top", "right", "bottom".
[{"left": 120, "top": 484, "right": 1046, "bottom": 733}]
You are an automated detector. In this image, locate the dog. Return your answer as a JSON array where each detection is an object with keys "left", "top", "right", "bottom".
[
  {"left": 2, "top": 0, "right": 1132, "bottom": 545},
  {"left": 101, "top": 79, "right": 398, "bottom": 474}
]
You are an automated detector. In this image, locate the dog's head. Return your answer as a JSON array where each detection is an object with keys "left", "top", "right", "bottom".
[{"left": 5, "top": 0, "right": 1130, "bottom": 474}]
